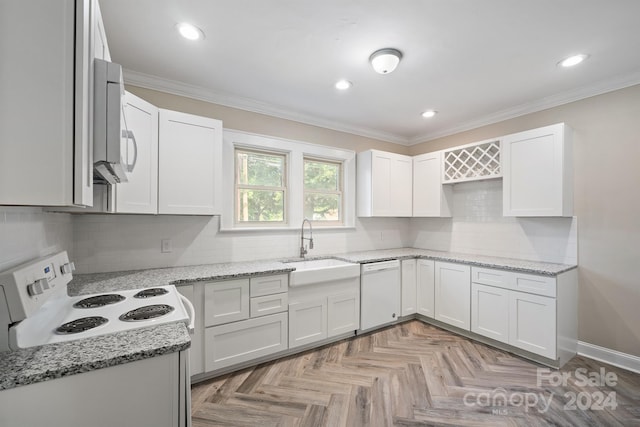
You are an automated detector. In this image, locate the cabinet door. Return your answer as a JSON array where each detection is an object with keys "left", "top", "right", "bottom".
[
  {"left": 435, "top": 262, "right": 471, "bottom": 330},
  {"left": 177, "top": 284, "right": 204, "bottom": 376},
  {"left": 413, "top": 152, "right": 452, "bottom": 217},
  {"left": 328, "top": 292, "right": 360, "bottom": 337},
  {"left": 416, "top": 259, "right": 435, "bottom": 318},
  {"left": 288, "top": 299, "right": 328, "bottom": 348},
  {"left": 401, "top": 259, "right": 417, "bottom": 316},
  {"left": 158, "top": 110, "right": 222, "bottom": 215},
  {"left": 370, "top": 151, "right": 394, "bottom": 216},
  {"left": 471, "top": 283, "right": 509, "bottom": 344},
  {"left": 390, "top": 154, "right": 413, "bottom": 216},
  {"left": 112, "top": 92, "right": 158, "bottom": 213},
  {"left": 502, "top": 123, "right": 572, "bottom": 217},
  {"left": 509, "top": 292, "right": 556, "bottom": 359},
  {"left": 204, "top": 279, "right": 249, "bottom": 327},
  {"left": 204, "top": 312, "right": 288, "bottom": 372}
]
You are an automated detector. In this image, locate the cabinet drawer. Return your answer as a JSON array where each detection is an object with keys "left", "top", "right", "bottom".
[
  {"left": 250, "top": 292, "right": 288, "bottom": 318},
  {"left": 250, "top": 274, "right": 289, "bottom": 297},
  {"left": 204, "top": 279, "right": 250, "bottom": 327},
  {"left": 204, "top": 312, "right": 288, "bottom": 372},
  {"left": 471, "top": 267, "right": 510, "bottom": 289},
  {"left": 512, "top": 272, "right": 556, "bottom": 298}
]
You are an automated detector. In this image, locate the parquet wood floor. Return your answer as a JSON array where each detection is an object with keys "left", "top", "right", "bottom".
[{"left": 191, "top": 320, "right": 640, "bottom": 426}]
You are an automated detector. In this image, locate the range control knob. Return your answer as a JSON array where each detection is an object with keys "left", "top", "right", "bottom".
[
  {"left": 27, "top": 280, "right": 45, "bottom": 297},
  {"left": 36, "top": 277, "right": 50, "bottom": 290},
  {"left": 60, "top": 262, "right": 76, "bottom": 275}
]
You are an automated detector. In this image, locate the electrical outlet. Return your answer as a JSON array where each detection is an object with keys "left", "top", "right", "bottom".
[{"left": 161, "top": 239, "right": 172, "bottom": 253}]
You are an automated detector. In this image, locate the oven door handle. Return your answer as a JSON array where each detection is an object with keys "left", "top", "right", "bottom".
[{"left": 179, "top": 294, "right": 195, "bottom": 334}]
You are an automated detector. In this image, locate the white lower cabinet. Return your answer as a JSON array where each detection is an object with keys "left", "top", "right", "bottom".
[
  {"left": 289, "top": 276, "right": 360, "bottom": 349},
  {"left": 434, "top": 261, "right": 471, "bottom": 330},
  {"left": 204, "top": 312, "right": 288, "bottom": 372},
  {"left": 416, "top": 259, "right": 435, "bottom": 318},
  {"left": 401, "top": 259, "right": 417, "bottom": 316},
  {"left": 289, "top": 299, "right": 328, "bottom": 348},
  {"left": 471, "top": 283, "right": 509, "bottom": 344},
  {"left": 204, "top": 279, "right": 250, "bottom": 326},
  {"left": 470, "top": 266, "right": 576, "bottom": 364},
  {"left": 327, "top": 291, "right": 360, "bottom": 337},
  {"left": 509, "top": 291, "right": 556, "bottom": 359}
]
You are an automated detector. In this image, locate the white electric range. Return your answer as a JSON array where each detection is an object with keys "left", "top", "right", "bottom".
[
  {"left": 0, "top": 251, "right": 194, "bottom": 352},
  {"left": 0, "top": 251, "right": 194, "bottom": 427}
]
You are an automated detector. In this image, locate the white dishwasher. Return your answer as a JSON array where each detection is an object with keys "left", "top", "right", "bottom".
[{"left": 360, "top": 260, "right": 401, "bottom": 331}]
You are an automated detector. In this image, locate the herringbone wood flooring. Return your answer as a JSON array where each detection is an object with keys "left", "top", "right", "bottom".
[{"left": 191, "top": 320, "right": 640, "bottom": 426}]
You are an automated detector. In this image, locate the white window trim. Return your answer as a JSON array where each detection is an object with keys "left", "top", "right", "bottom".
[{"left": 221, "top": 129, "right": 356, "bottom": 231}]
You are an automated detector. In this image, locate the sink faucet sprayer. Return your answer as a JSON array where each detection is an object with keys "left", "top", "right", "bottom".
[{"left": 300, "top": 218, "right": 314, "bottom": 258}]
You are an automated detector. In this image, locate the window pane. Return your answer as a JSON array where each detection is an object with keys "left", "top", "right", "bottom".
[
  {"left": 237, "top": 189, "right": 284, "bottom": 222},
  {"left": 237, "top": 151, "right": 285, "bottom": 187},
  {"left": 304, "top": 160, "right": 339, "bottom": 191},
  {"left": 304, "top": 193, "right": 340, "bottom": 221}
]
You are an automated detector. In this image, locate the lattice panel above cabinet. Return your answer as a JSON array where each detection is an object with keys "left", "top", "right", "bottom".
[{"left": 442, "top": 140, "right": 501, "bottom": 184}]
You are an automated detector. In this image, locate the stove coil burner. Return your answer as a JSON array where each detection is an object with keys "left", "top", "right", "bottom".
[
  {"left": 119, "top": 304, "right": 174, "bottom": 322},
  {"left": 133, "top": 288, "right": 169, "bottom": 298},
  {"left": 56, "top": 316, "right": 109, "bottom": 334},
  {"left": 73, "top": 294, "right": 126, "bottom": 309}
]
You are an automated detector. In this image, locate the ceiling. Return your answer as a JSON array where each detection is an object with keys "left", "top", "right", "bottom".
[{"left": 99, "top": 0, "right": 640, "bottom": 145}]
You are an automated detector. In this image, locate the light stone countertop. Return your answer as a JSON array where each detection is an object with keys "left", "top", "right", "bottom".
[{"left": 0, "top": 248, "right": 575, "bottom": 391}]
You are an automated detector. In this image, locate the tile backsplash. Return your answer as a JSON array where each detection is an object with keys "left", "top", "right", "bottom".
[
  {"left": 0, "top": 207, "right": 74, "bottom": 272},
  {"left": 72, "top": 215, "right": 411, "bottom": 274},
  {"left": 410, "top": 179, "right": 577, "bottom": 265},
  {"left": 1, "top": 180, "right": 577, "bottom": 274}
]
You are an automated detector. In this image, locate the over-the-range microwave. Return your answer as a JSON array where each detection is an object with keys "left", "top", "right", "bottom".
[{"left": 93, "top": 58, "right": 136, "bottom": 184}]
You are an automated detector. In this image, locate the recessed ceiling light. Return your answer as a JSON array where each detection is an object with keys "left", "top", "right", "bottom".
[
  {"left": 335, "top": 80, "right": 352, "bottom": 90},
  {"left": 558, "top": 54, "right": 589, "bottom": 68},
  {"left": 421, "top": 110, "right": 437, "bottom": 118},
  {"left": 176, "top": 22, "right": 205, "bottom": 41}
]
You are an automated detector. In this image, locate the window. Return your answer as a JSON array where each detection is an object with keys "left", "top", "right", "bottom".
[
  {"left": 235, "top": 149, "right": 287, "bottom": 224},
  {"left": 303, "top": 157, "right": 342, "bottom": 223}
]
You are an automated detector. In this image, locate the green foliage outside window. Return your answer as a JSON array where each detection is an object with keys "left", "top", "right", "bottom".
[
  {"left": 304, "top": 159, "right": 342, "bottom": 222},
  {"left": 236, "top": 150, "right": 286, "bottom": 222}
]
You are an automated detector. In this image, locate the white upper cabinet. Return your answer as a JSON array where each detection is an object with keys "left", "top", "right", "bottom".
[
  {"left": 412, "top": 151, "right": 452, "bottom": 217},
  {"left": 111, "top": 92, "right": 159, "bottom": 214},
  {"left": 357, "top": 150, "right": 412, "bottom": 217},
  {"left": 502, "top": 123, "right": 573, "bottom": 217},
  {"left": 158, "top": 110, "right": 223, "bottom": 215},
  {"left": 0, "top": 0, "right": 102, "bottom": 207}
]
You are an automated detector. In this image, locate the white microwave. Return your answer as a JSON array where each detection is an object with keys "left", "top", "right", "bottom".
[{"left": 93, "top": 58, "right": 136, "bottom": 184}]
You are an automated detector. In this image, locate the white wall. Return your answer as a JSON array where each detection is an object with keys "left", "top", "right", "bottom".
[
  {"left": 0, "top": 207, "right": 73, "bottom": 272},
  {"left": 72, "top": 215, "right": 410, "bottom": 274},
  {"left": 410, "top": 179, "right": 577, "bottom": 265}
]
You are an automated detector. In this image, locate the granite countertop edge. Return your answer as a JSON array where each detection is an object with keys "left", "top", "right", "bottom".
[{"left": 0, "top": 322, "right": 191, "bottom": 391}]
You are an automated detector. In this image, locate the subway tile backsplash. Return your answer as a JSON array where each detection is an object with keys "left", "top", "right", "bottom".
[
  {"left": 410, "top": 180, "right": 578, "bottom": 265},
  {"left": 1, "top": 179, "right": 576, "bottom": 274}
]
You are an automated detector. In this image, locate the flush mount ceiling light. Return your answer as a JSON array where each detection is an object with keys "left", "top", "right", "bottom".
[
  {"left": 335, "top": 79, "right": 352, "bottom": 90},
  {"left": 558, "top": 54, "right": 589, "bottom": 68},
  {"left": 369, "top": 48, "right": 402, "bottom": 74},
  {"left": 421, "top": 110, "right": 437, "bottom": 118},
  {"left": 176, "top": 22, "right": 205, "bottom": 41}
]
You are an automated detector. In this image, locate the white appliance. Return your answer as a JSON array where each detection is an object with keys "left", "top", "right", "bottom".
[
  {"left": 0, "top": 251, "right": 194, "bottom": 427},
  {"left": 360, "top": 260, "right": 401, "bottom": 331},
  {"left": 93, "top": 58, "right": 137, "bottom": 184}
]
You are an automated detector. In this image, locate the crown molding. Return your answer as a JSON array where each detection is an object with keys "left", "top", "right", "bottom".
[
  {"left": 408, "top": 70, "right": 640, "bottom": 145},
  {"left": 124, "top": 68, "right": 640, "bottom": 147},
  {"left": 123, "top": 69, "right": 411, "bottom": 145}
]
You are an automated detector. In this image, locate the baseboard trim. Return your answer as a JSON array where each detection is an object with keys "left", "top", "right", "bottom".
[{"left": 577, "top": 341, "right": 640, "bottom": 374}]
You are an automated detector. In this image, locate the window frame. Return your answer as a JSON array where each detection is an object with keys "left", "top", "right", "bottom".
[
  {"left": 221, "top": 129, "right": 356, "bottom": 232},
  {"left": 234, "top": 147, "right": 288, "bottom": 227},
  {"left": 303, "top": 156, "right": 344, "bottom": 225}
]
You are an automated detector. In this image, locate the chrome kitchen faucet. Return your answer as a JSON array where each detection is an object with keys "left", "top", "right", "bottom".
[{"left": 300, "top": 218, "right": 314, "bottom": 258}]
